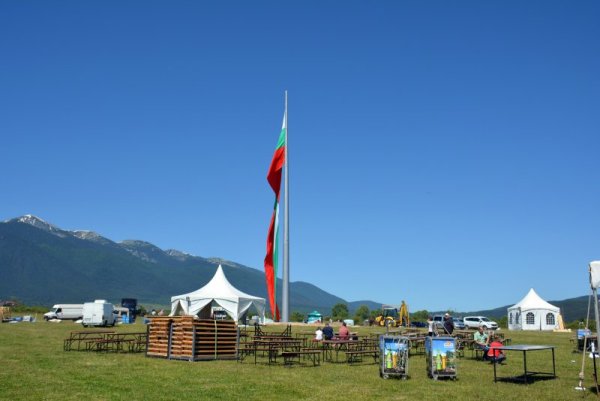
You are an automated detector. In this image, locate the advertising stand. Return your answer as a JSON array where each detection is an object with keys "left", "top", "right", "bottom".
[
  {"left": 425, "top": 336, "right": 457, "bottom": 380},
  {"left": 379, "top": 335, "right": 409, "bottom": 379},
  {"left": 576, "top": 329, "right": 596, "bottom": 352}
]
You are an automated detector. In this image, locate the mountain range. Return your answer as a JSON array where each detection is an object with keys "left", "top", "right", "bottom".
[
  {"left": 0, "top": 215, "right": 590, "bottom": 322},
  {"left": 0, "top": 215, "right": 380, "bottom": 314}
]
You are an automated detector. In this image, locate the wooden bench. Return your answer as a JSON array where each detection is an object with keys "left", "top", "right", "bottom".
[
  {"left": 472, "top": 347, "right": 486, "bottom": 360},
  {"left": 128, "top": 335, "right": 148, "bottom": 352},
  {"left": 471, "top": 337, "right": 511, "bottom": 360},
  {"left": 407, "top": 337, "right": 426, "bottom": 355},
  {"left": 281, "top": 349, "right": 321, "bottom": 366},
  {"left": 252, "top": 345, "right": 279, "bottom": 364},
  {"left": 237, "top": 343, "right": 255, "bottom": 362},
  {"left": 86, "top": 338, "right": 134, "bottom": 352},
  {"left": 345, "top": 349, "right": 379, "bottom": 364},
  {"left": 63, "top": 330, "right": 115, "bottom": 351}
]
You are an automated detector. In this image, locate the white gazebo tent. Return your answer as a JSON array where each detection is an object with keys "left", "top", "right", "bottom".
[
  {"left": 170, "top": 264, "right": 266, "bottom": 323},
  {"left": 507, "top": 288, "right": 560, "bottom": 331}
]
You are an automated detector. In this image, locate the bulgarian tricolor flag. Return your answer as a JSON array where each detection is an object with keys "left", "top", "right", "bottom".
[{"left": 264, "top": 112, "right": 286, "bottom": 321}]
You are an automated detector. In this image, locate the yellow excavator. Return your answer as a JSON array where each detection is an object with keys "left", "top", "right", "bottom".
[{"left": 375, "top": 301, "right": 410, "bottom": 327}]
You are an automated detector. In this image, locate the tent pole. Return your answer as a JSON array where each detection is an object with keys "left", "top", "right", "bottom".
[{"left": 594, "top": 288, "right": 600, "bottom": 347}]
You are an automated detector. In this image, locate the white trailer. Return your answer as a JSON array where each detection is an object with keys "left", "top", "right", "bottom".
[
  {"left": 82, "top": 300, "right": 115, "bottom": 327},
  {"left": 44, "top": 304, "right": 84, "bottom": 321}
]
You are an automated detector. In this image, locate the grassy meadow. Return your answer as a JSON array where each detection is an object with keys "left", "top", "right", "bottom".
[{"left": 0, "top": 320, "right": 596, "bottom": 401}]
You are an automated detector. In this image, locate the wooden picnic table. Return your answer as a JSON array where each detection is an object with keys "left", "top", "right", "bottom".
[
  {"left": 86, "top": 337, "right": 132, "bottom": 352},
  {"left": 109, "top": 332, "right": 147, "bottom": 352},
  {"left": 251, "top": 339, "right": 303, "bottom": 364},
  {"left": 406, "top": 335, "right": 426, "bottom": 355},
  {"left": 361, "top": 338, "right": 379, "bottom": 347},
  {"left": 281, "top": 348, "right": 322, "bottom": 366},
  {"left": 83, "top": 332, "right": 147, "bottom": 353},
  {"left": 253, "top": 335, "right": 293, "bottom": 341},
  {"left": 64, "top": 330, "right": 116, "bottom": 351},
  {"left": 321, "top": 339, "right": 360, "bottom": 363}
]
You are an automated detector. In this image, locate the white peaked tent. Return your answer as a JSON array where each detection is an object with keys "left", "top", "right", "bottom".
[
  {"left": 169, "top": 265, "right": 266, "bottom": 323},
  {"left": 507, "top": 288, "right": 560, "bottom": 331}
]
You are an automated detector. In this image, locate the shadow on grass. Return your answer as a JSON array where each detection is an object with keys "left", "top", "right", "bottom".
[{"left": 495, "top": 374, "right": 557, "bottom": 385}]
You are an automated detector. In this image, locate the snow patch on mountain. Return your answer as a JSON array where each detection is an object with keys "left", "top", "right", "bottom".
[
  {"left": 206, "top": 258, "right": 243, "bottom": 269},
  {"left": 119, "top": 240, "right": 163, "bottom": 263},
  {"left": 165, "top": 249, "right": 192, "bottom": 261},
  {"left": 8, "top": 214, "right": 69, "bottom": 238},
  {"left": 72, "top": 230, "right": 114, "bottom": 245}
]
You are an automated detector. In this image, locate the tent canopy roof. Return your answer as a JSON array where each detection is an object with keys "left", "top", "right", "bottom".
[
  {"left": 170, "top": 264, "right": 265, "bottom": 321},
  {"left": 171, "top": 264, "right": 264, "bottom": 303},
  {"left": 508, "top": 288, "right": 559, "bottom": 312}
]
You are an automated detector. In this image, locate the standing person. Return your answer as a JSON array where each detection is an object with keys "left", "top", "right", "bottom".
[
  {"left": 427, "top": 316, "right": 435, "bottom": 336},
  {"left": 314, "top": 326, "right": 323, "bottom": 341},
  {"left": 322, "top": 322, "right": 334, "bottom": 340},
  {"left": 443, "top": 313, "right": 454, "bottom": 335}
]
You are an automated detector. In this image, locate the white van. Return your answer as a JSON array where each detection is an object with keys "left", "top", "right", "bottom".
[
  {"left": 82, "top": 300, "right": 115, "bottom": 327},
  {"left": 44, "top": 304, "right": 84, "bottom": 321}
]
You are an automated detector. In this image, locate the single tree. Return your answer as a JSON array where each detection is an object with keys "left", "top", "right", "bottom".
[
  {"left": 290, "top": 311, "right": 304, "bottom": 322},
  {"left": 331, "top": 303, "right": 349, "bottom": 321},
  {"left": 353, "top": 305, "right": 370, "bottom": 323}
]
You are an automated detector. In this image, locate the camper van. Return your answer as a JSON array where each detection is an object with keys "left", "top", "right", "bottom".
[
  {"left": 82, "top": 300, "right": 115, "bottom": 327},
  {"left": 113, "top": 306, "right": 130, "bottom": 324},
  {"left": 44, "top": 304, "right": 84, "bottom": 321}
]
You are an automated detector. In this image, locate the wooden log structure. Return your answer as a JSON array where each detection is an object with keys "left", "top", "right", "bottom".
[{"left": 146, "top": 316, "right": 238, "bottom": 361}]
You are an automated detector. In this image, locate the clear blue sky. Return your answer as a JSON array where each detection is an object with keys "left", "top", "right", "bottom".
[{"left": 1, "top": 1, "right": 599, "bottom": 312}]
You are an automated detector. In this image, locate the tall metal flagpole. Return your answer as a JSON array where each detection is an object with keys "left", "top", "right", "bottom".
[{"left": 282, "top": 90, "right": 289, "bottom": 322}]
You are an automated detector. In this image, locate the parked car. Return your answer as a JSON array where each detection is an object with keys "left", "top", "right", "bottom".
[
  {"left": 452, "top": 317, "right": 466, "bottom": 330},
  {"left": 463, "top": 316, "right": 498, "bottom": 330},
  {"left": 432, "top": 315, "right": 445, "bottom": 330},
  {"left": 410, "top": 321, "right": 427, "bottom": 328},
  {"left": 432, "top": 315, "right": 465, "bottom": 332}
]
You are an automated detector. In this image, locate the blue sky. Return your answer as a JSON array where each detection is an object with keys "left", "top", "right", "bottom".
[{"left": 1, "top": 1, "right": 599, "bottom": 312}]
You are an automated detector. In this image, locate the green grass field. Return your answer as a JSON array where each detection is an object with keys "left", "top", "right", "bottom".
[{"left": 0, "top": 321, "right": 595, "bottom": 401}]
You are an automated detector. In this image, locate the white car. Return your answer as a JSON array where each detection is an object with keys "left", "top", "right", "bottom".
[{"left": 463, "top": 316, "right": 498, "bottom": 330}]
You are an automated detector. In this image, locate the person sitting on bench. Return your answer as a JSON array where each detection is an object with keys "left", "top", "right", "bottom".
[
  {"left": 314, "top": 326, "right": 323, "bottom": 342},
  {"left": 474, "top": 326, "right": 490, "bottom": 359},
  {"left": 322, "top": 323, "right": 334, "bottom": 340},
  {"left": 338, "top": 322, "right": 350, "bottom": 340},
  {"left": 487, "top": 336, "right": 506, "bottom": 364}
]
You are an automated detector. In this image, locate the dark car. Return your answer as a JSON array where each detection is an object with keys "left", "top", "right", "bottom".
[{"left": 410, "top": 321, "right": 427, "bottom": 328}]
